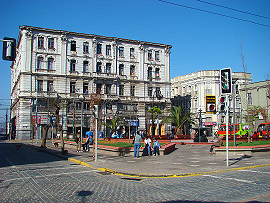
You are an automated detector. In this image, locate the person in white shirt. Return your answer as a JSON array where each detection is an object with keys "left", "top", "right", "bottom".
[{"left": 144, "top": 136, "right": 152, "bottom": 156}]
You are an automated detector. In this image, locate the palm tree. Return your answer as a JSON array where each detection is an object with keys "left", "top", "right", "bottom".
[
  {"left": 104, "top": 116, "right": 126, "bottom": 137},
  {"left": 163, "top": 106, "right": 194, "bottom": 135}
]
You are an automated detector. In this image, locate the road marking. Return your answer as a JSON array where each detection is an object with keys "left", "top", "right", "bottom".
[
  {"left": 2, "top": 170, "right": 97, "bottom": 182},
  {"left": 189, "top": 165, "right": 200, "bottom": 167},
  {"left": 239, "top": 193, "right": 270, "bottom": 202},
  {"left": 239, "top": 169, "right": 270, "bottom": 174},
  {"left": 203, "top": 174, "right": 255, "bottom": 183},
  {"left": 209, "top": 163, "right": 217, "bottom": 165},
  {"left": 173, "top": 163, "right": 182, "bottom": 165}
]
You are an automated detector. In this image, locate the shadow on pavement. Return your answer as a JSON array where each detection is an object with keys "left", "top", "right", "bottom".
[
  {"left": 229, "top": 154, "right": 252, "bottom": 166},
  {"left": 0, "top": 142, "right": 78, "bottom": 168}
]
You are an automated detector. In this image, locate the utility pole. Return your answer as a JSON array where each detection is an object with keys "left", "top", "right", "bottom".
[
  {"left": 5, "top": 109, "right": 8, "bottom": 137},
  {"left": 232, "top": 83, "right": 236, "bottom": 146}
]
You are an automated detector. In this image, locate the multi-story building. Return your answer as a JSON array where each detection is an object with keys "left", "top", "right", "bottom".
[
  {"left": 171, "top": 70, "right": 252, "bottom": 136},
  {"left": 239, "top": 80, "right": 270, "bottom": 129},
  {"left": 10, "top": 26, "right": 172, "bottom": 140}
]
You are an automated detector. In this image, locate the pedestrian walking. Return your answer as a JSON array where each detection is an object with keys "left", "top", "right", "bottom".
[
  {"left": 76, "top": 131, "right": 82, "bottom": 152},
  {"left": 153, "top": 138, "right": 160, "bottom": 156},
  {"left": 133, "top": 131, "right": 142, "bottom": 158}
]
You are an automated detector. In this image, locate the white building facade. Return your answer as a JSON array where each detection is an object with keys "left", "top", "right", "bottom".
[
  {"left": 171, "top": 70, "right": 252, "bottom": 135},
  {"left": 10, "top": 26, "right": 172, "bottom": 140}
]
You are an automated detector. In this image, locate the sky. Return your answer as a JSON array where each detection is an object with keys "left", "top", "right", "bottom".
[{"left": 0, "top": 0, "right": 270, "bottom": 126}]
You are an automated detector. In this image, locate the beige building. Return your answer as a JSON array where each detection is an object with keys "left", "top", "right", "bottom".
[
  {"left": 10, "top": 26, "right": 172, "bottom": 140},
  {"left": 239, "top": 80, "right": 270, "bottom": 129},
  {"left": 171, "top": 70, "right": 252, "bottom": 135}
]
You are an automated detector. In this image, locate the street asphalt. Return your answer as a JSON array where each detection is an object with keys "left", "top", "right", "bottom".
[{"left": 16, "top": 139, "right": 270, "bottom": 178}]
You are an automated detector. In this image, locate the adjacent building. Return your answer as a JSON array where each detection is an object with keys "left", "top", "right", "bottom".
[
  {"left": 10, "top": 26, "right": 172, "bottom": 140},
  {"left": 171, "top": 70, "right": 252, "bottom": 135},
  {"left": 239, "top": 80, "right": 270, "bottom": 129}
]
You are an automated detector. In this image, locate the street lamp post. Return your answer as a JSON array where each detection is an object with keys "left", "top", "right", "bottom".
[{"left": 79, "top": 95, "right": 84, "bottom": 147}]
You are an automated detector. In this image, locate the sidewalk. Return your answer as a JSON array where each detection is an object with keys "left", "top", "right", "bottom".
[{"left": 17, "top": 140, "right": 270, "bottom": 178}]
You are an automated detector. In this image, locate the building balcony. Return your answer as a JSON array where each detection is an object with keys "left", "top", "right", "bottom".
[
  {"left": 92, "top": 72, "right": 117, "bottom": 79},
  {"left": 36, "top": 68, "right": 56, "bottom": 73}
]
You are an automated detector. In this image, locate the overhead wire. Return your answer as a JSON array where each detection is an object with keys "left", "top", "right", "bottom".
[
  {"left": 195, "top": 0, "right": 270, "bottom": 20},
  {"left": 158, "top": 0, "right": 270, "bottom": 28}
]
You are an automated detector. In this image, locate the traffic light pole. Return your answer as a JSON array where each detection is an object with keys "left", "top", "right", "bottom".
[
  {"left": 226, "top": 94, "right": 229, "bottom": 167},
  {"left": 232, "top": 83, "right": 236, "bottom": 146}
]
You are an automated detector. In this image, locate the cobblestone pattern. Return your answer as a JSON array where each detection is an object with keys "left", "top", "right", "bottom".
[{"left": 1, "top": 142, "right": 270, "bottom": 202}]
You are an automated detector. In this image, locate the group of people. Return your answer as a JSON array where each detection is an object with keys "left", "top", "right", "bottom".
[
  {"left": 111, "top": 130, "right": 126, "bottom": 139},
  {"left": 133, "top": 131, "right": 160, "bottom": 158},
  {"left": 75, "top": 131, "right": 93, "bottom": 152}
]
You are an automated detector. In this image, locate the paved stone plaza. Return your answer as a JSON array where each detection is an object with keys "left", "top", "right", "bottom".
[{"left": 0, "top": 138, "right": 270, "bottom": 202}]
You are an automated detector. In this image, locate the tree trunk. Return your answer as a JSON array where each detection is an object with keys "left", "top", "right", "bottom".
[
  {"left": 41, "top": 124, "right": 50, "bottom": 148},
  {"left": 59, "top": 128, "right": 64, "bottom": 153}
]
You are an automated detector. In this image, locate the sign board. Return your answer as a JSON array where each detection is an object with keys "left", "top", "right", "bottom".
[
  {"left": 205, "top": 95, "right": 216, "bottom": 114},
  {"left": 126, "top": 119, "right": 139, "bottom": 127},
  {"left": 32, "top": 115, "right": 49, "bottom": 125}
]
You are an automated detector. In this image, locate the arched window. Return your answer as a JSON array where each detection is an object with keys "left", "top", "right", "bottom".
[
  {"left": 119, "top": 64, "right": 124, "bottom": 75},
  {"left": 70, "top": 59, "right": 76, "bottom": 72},
  {"left": 148, "top": 67, "right": 152, "bottom": 79},
  {"left": 47, "top": 58, "right": 54, "bottom": 70},
  {"left": 130, "top": 65, "right": 135, "bottom": 76},
  {"left": 83, "top": 61, "right": 89, "bottom": 72},
  {"left": 155, "top": 68, "right": 160, "bottom": 78},
  {"left": 37, "top": 56, "right": 43, "bottom": 69}
]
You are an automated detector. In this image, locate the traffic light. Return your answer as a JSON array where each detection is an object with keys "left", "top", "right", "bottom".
[
  {"left": 220, "top": 68, "right": 232, "bottom": 94},
  {"left": 219, "top": 96, "right": 226, "bottom": 113},
  {"left": 205, "top": 95, "right": 216, "bottom": 113},
  {"left": 92, "top": 105, "right": 98, "bottom": 118},
  {"left": 235, "top": 84, "right": 239, "bottom": 94},
  {"left": 2, "top": 37, "right": 16, "bottom": 61}
]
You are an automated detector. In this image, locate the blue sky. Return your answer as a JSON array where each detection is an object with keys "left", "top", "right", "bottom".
[{"left": 0, "top": 0, "right": 270, "bottom": 125}]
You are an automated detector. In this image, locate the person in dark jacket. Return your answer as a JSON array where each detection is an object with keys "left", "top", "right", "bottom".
[{"left": 209, "top": 136, "right": 223, "bottom": 154}]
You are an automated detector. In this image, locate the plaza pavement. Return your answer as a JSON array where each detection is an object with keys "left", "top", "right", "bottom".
[{"left": 15, "top": 139, "right": 270, "bottom": 178}]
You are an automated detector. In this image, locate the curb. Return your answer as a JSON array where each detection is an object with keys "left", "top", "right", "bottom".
[
  {"left": 20, "top": 141, "right": 270, "bottom": 179},
  {"left": 68, "top": 157, "right": 270, "bottom": 179}
]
